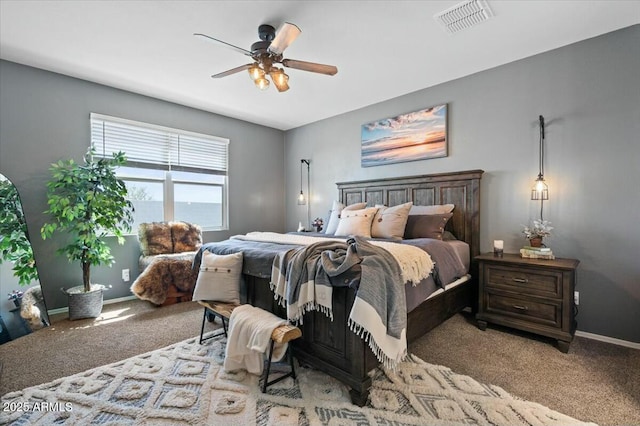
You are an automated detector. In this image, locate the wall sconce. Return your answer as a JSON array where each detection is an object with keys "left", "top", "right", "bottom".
[
  {"left": 298, "top": 159, "right": 310, "bottom": 229},
  {"left": 531, "top": 115, "right": 549, "bottom": 220}
]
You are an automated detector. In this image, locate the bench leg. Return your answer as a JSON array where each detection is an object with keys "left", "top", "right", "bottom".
[
  {"left": 288, "top": 344, "right": 296, "bottom": 380},
  {"left": 199, "top": 307, "right": 208, "bottom": 344},
  {"left": 261, "top": 340, "right": 296, "bottom": 393},
  {"left": 199, "top": 307, "right": 227, "bottom": 344},
  {"left": 221, "top": 315, "right": 228, "bottom": 338}
]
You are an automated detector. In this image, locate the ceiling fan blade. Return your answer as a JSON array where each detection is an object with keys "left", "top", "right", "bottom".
[
  {"left": 268, "top": 22, "right": 301, "bottom": 55},
  {"left": 212, "top": 63, "right": 254, "bottom": 78},
  {"left": 194, "top": 33, "right": 252, "bottom": 56},
  {"left": 282, "top": 59, "right": 338, "bottom": 76}
]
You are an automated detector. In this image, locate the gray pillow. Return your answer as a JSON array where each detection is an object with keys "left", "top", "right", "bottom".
[
  {"left": 409, "top": 204, "right": 454, "bottom": 215},
  {"left": 403, "top": 213, "right": 453, "bottom": 240}
]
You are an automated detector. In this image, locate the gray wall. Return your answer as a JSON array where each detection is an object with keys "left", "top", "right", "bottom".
[
  {"left": 0, "top": 60, "right": 285, "bottom": 310},
  {"left": 284, "top": 25, "right": 640, "bottom": 343},
  {"left": 1, "top": 26, "right": 637, "bottom": 343}
]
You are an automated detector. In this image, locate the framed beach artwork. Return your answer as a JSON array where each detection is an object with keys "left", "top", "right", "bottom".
[{"left": 361, "top": 104, "right": 448, "bottom": 167}]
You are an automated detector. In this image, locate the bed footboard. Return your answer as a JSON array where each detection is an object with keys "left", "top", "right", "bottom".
[{"left": 244, "top": 274, "right": 474, "bottom": 406}]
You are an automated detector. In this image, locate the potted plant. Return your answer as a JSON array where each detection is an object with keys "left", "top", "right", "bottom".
[
  {"left": 7, "top": 290, "right": 24, "bottom": 308},
  {"left": 522, "top": 219, "right": 553, "bottom": 247},
  {"left": 312, "top": 217, "right": 324, "bottom": 233},
  {"left": 0, "top": 175, "right": 40, "bottom": 286},
  {"left": 41, "top": 149, "right": 134, "bottom": 319}
]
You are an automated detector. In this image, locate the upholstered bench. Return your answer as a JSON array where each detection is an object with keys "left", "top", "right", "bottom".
[{"left": 198, "top": 301, "right": 301, "bottom": 392}]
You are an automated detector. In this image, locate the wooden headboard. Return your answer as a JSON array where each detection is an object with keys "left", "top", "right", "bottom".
[{"left": 336, "top": 169, "right": 484, "bottom": 259}]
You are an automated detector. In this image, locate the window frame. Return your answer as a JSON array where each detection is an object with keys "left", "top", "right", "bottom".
[{"left": 90, "top": 113, "right": 229, "bottom": 232}]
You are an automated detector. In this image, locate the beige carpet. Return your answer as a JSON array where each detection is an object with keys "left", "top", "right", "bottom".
[
  {"left": 0, "top": 299, "right": 638, "bottom": 425},
  {"left": 1, "top": 333, "right": 597, "bottom": 425}
]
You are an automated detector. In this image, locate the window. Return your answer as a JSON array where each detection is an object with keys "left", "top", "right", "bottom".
[{"left": 90, "top": 113, "right": 229, "bottom": 232}]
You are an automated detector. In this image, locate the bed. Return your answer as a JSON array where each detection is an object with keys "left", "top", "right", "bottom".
[{"left": 198, "top": 169, "right": 483, "bottom": 405}]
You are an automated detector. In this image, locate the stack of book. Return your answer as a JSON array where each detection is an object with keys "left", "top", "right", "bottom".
[{"left": 520, "top": 246, "right": 555, "bottom": 259}]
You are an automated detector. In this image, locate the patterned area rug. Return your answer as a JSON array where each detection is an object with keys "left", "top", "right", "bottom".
[{"left": 1, "top": 334, "right": 595, "bottom": 425}]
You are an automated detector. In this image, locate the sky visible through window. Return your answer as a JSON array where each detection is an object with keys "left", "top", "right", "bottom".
[{"left": 118, "top": 167, "right": 224, "bottom": 203}]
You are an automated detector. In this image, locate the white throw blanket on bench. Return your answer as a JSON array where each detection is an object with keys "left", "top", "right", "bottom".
[{"left": 223, "top": 305, "right": 288, "bottom": 375}]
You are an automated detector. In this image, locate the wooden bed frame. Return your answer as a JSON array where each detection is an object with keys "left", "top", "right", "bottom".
[{"left": 245, "top": 169, "right": 483, "bottom": 406}]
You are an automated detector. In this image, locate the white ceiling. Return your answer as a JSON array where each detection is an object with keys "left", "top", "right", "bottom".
[{"left": 1, "top": 1, "right": 638, "bottom": 130}]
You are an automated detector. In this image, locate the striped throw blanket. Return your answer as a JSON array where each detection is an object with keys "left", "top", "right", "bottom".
[{"left": 270, "top": 236, "right": 423, "bottom": 369}]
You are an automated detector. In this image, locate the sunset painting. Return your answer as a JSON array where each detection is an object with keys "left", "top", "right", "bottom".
[{"left": 361, "top": 104, "right": 447, "bottom": 167}]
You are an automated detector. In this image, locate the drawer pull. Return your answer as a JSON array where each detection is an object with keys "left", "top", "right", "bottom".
[
  {"left": 513, "top": 305, "right": 528, "bottom": 311},
  {"left": 512, "top": 278, "right": 528, "bottom": 283}
]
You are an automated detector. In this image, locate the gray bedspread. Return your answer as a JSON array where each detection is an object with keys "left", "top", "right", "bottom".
[
  {"left": 194, "top": 238, "right": 299, "bottom": 279},
  {"left": 196, "top": 234, "right": 467, "bottom": 289},
  {"left": 402, "top": 238, "right": 468, "bottom": 288}
]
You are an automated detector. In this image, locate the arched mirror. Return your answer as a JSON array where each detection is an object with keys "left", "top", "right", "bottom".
[{"left": 0, "top": 173, "right": 49, "bottom": 343}]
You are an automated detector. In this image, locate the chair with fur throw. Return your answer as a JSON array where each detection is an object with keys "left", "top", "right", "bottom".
[{"left": 130, "top": 221, "right": 202, "bottom": 306}]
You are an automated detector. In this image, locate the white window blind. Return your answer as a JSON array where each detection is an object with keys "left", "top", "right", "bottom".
[{"left": 90, "top": 113, "right": 228, "bottom": 175}]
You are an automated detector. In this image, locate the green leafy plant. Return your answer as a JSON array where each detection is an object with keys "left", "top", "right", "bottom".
[
  {"left": 522, "top": 219, "right": 553, "bottom": 239},
  {"left": 0, "top": 176, "right": 40, "bottom": 285},
  {"left": 41, "top": 149, "right": 134, "bottom": 293}
]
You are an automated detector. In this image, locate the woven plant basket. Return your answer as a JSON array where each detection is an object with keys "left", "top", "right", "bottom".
[{"left": 63, "top": 284, "right": 107, "bottom": 320}]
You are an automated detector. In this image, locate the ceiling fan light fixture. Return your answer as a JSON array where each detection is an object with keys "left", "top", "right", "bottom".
[
  {"left": 199, "top": 22, "right": 337, "bottom": 93},
  {"left": 255, "top": 76, "right": 270, "bottom": 91},
  {"left": 248, "top": 63, "right": 263, "bottom": 81},
  {"left": 270, "top": 68, "right": 290, "bottom": 92}
]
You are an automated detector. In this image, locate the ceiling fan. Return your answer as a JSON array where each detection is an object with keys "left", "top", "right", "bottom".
[{"left": 194, "top": 23, "right": 338, "bottom": 92}]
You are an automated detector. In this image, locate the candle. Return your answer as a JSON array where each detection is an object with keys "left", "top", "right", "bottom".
[{"left": 493, "top": 240, "right": 504, "bottom": 257}]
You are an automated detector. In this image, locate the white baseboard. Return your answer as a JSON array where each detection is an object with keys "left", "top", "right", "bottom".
[
  {"left": 576, "top": 330, "right": 640, "bottom": 350},
  {"left": 47, "top": 295, "right": 138, "bottom": 316}
]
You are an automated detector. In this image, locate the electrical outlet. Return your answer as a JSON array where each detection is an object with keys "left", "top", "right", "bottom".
[
  {"left": 122, "top": 269, "right": 130, "bottom": 282},
  {"left": 574, "top": 291, "right": 579, "bottom": 305}
]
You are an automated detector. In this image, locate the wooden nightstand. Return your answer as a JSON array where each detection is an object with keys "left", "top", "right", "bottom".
[{"left": 475, "top": 253, "right": 580, "bottom": 353}]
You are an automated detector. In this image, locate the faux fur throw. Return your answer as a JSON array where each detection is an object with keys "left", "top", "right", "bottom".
[
  {"left": 130, "top": 253, "right": 198, "bottom": 305},
  {"left": 138, "top": 222, "right": 173, "bottom": 256},
  {"left": 132, "top": 222, "right": 202, "bottom": 305},
  {"left": 20, "top": 286, "right": 47, "bottom": 330},
  {"left": 171, "top": 222, "right": 203, "bottom": 253},
  {"left": 138, "top": 222, "right": 202, "bottom": 256}
]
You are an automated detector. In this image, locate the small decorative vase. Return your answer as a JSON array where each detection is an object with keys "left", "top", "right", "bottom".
[
  {"left": 529, "top": 237, "right": 543, "bottom": 247},
  {"left": 13, "top": 298, "right": 21, "bottom": 308}
]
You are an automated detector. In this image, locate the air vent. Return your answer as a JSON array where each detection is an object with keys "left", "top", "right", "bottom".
[{"left": 434, "top": 0, "right": 494, "bottom": 34}]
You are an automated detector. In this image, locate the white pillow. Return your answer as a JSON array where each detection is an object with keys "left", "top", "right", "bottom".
[
  {"left": 192, "top": 251, "right": 243, "bottom": 303},
  {"left": 325, "top": 201, "right": 367, "bottom": 234},
  {"left": 371, "top": 202, "right": 413, "bottom": 239},
  {"left": 334, "top": 207, "right": 378, "bottom": 238},
  {"left": 409, "top": 204, "right": 455, "bottom": 215}
]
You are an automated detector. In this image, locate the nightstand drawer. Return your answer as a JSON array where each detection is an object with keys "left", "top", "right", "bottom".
[
  {"left": 485, "top": 264, "right": 563, "bottom": 299},
  {"left": 486, "top": 292, "right": 561, "bottom": 327}
]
